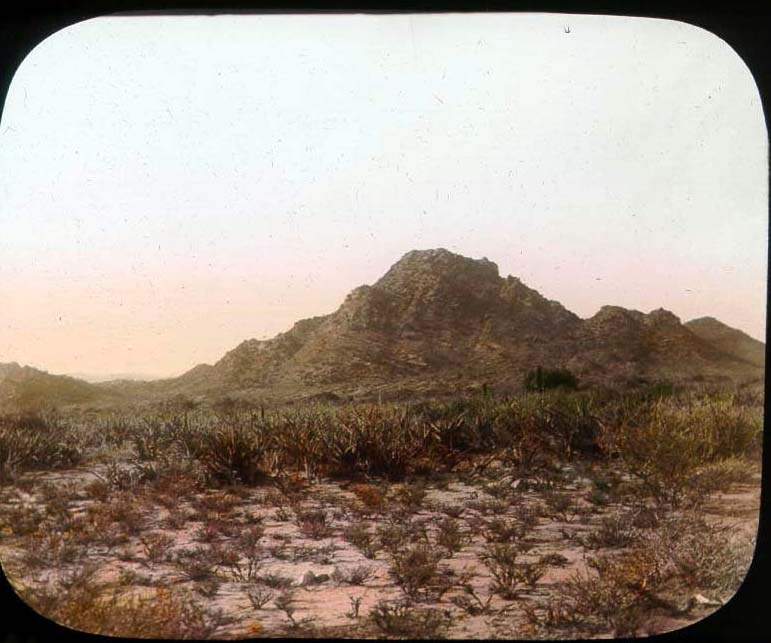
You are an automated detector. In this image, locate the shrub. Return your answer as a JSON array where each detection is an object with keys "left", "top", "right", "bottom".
[
  {"left": 524, "top": 367, "right": 579, "bottom": 392},
  {"left": 585, "top": 515, "right": 640, "bottom": 550},
  {"left": 296, "top": 508, "right": 333, "bottom": 539},
  {"left": 185, "top": 423, "right": 273, "bottom": 486},
  {"left": 331, "top": 564, "right": 376, "bottom": 586},
  {"left": 173, "top": 546, "right": 222, "bottom": 581},
  {"left": 247, "top": 587, "right": 274, "bottom": 609},
  {"left": 257, "top": 572, "right": 295, "bottom": 590},
  {"left": 389, "top": 544, "right": 443, "bottom": 599},
  {"left": 370, "top": 600, "right": 451, "bottom": 639},
  {"left": 0, "top": 413, "right": 83, "bottom": 483},
  {"left": 349, "top": 483, "right": 386, "bottom": 513},
  {"left": 531, "top": 547, "right": 663, "bottom": 637},
  {"left": 344, "top": 521, "right": 379, "bottom": 559},
  {"left": 436, "top": 517, "right": 467, "bottom": 556},
  {"left": 23, "top": 583, "right": 224, "bottom": 639},
  {"left": 483, "top": 543, "right": 544, "bottom": 599},
  {"left": 139, "top": 532, "right": 175, "bottom": 564}
]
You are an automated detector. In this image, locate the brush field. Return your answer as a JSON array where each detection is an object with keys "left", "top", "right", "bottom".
[{"left": 0, "top": 385, "right": 762, "bottom": 639}]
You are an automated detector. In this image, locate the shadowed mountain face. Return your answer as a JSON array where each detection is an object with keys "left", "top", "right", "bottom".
[
  {"left": 4, "top": 249, "right": 765, "bottom": 408},
  {"left": 121, "top": 248, "right": 763, "bottom": 403}
]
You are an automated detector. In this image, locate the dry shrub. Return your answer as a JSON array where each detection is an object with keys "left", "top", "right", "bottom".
[
  {"left": 349, "top": 483, "right": 385, "bottom": 513},
  {"left": 483, "top": 543, "right": 544, "bottom": 599},
  {"left": 186, "top": 423, "right": 273, "bottom": 486},
  {"left": 585, "top": 515, "right": 641, "bottom": 549},
  {"left": 296, "top": 508, "right": 333, "bottom": 539},
  {"left": 389, "top": 544, "right": 443, "bottom": 600},
  {"left": 370, "top": 599, "right": 451, "bottom": 639},
  {"left": 344, "top": 521, "right": 380, "bottom": 559},
  {"left": 541, "top": 547, "right": 664, "bottom": 636},
  {"left": 436, "top": 517, "right": 468, "bottom": 556},
  {"left": 139, "top": 532, "right": 175, "bottom": 564},
  {"left": 653, "top": 513, "right": 756, "bottom": 598},
  {"left": 331, "top": 564, "right": 376, "bottom": 586},
  {"left": 0, "top": 413, "right": 83, "bottom": 483},
  {"left": 602, "top": 396, "right": 762, "bottom": 508},
  {"left": 24, "top": 582, "right": 224, "bottom": 638}
]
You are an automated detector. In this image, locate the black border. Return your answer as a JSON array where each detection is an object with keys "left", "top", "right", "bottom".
[{"left": 0, "top": 3, "right": 768, "bottom": 642}]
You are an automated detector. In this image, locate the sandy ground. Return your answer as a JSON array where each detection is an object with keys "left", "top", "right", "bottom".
[{"left": 0, "top": 460, "right": 760, "bottom": 639}]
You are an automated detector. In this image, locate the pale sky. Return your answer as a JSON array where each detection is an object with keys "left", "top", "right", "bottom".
[{"left": 0, "top": 13, "right": 766, "bottom": 378}]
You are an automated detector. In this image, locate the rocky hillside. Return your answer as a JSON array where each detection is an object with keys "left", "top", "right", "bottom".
[{"left": 100, "top": 248, "right": 764, "bottom": 404}]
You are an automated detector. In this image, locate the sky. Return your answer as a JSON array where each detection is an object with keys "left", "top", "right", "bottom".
[{"left": 0, "top": 13, "right": 767, "bottom": 378}]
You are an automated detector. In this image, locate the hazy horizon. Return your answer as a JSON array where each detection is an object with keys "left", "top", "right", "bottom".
[{"left": 1, "top": 13, "right": 767, "bottom": 378}]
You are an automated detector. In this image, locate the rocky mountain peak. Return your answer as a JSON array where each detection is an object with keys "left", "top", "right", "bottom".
[
  {"left": 375, "top": 248, "right": 500, "bottom": 293},
  {"left": 645, "top": 308, "right": 682, "bottom": 326}
]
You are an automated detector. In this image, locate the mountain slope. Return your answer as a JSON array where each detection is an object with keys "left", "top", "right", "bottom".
[{"left": 685, "top": 317, "right": 765, "bottom": 369}]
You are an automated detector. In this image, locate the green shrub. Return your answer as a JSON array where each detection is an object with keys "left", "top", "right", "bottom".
[
  {"left": 524, "top": 367, "right": 579, "bottom": 392},
  {"left": 185, "top": 423, "right": 273, "bottom": 486}
]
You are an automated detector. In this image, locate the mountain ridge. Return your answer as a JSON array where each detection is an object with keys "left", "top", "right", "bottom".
[{"left": 140, "top": 248, "right": 765, "bottom": 402}]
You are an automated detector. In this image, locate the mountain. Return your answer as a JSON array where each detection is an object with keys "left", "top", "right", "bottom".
[
  {"left": 684, "top": 317, "right": 765, "bottom": 369},
  {"left": 7, "top": 249, "right": 764, "bottom": 408},
  {"left": 0, "top": 362, "right": 117, "bottom": 410},
  {"left": 99, "top": 248, "right": 763, "bottom": 404},
  {"left": 67, "top": 372, "right": 167, "bottom": 384}
]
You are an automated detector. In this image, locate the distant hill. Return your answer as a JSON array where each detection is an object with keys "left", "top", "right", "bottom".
[
  {"left": 0, "top": 362, "right": 118, "bottom": 411},
  {"left": 67, "top": 372, "right": 167, "bottom": 384},
  {"left": 97, "top": 248, "right": 764, "bottom": 404}
]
